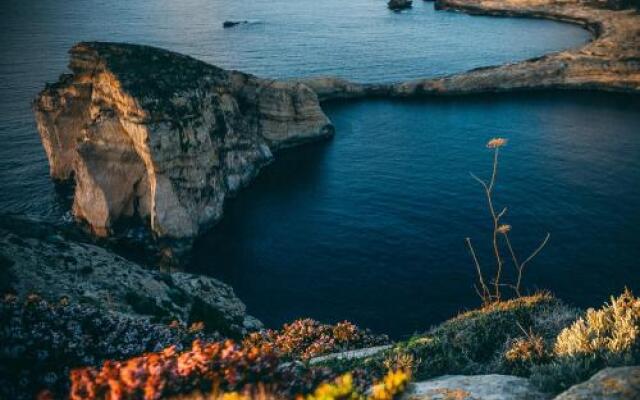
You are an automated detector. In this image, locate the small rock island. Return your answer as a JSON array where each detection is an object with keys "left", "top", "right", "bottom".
[
  {"left": 388, "top": 0, "right": 413, "bottom": 11},
  {"left": 34, "top": 42, "right": 333, "bottom": 240}
]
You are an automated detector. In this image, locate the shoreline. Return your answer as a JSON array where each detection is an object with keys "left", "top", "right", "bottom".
[{"left": 301, "top": 0, "right": 640, "bottom": 100}]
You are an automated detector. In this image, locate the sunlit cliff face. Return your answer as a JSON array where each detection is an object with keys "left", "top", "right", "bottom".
[{"left": 34, "top": 42, "right": 332, "bottom": 240}]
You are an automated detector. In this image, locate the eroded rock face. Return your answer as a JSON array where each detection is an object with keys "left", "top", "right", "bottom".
[
  {"left": 403, "top": 374, "right": 548, "bottom": 400},
  {"left": 0, "top": 215, "right": 261, "bottom": 338},
  {"left": 34, "top": 42, "right": 333, "bottom": 239},
  {"left": 554, "top": 366, "right": 640, "bottom": 400}
]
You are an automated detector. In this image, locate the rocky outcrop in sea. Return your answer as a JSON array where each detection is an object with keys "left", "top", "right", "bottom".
[
  {"left": 388, "top": 0, "right": 413, "bottom": 11},
  {"left": 34, "top": 42, "right": 333, "bottom": 241}
]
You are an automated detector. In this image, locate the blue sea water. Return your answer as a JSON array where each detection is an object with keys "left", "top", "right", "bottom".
[{"left": 2, "top": 0, "right": 636, "bottom": 337}]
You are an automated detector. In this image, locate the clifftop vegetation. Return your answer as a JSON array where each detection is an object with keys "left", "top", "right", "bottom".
[{"left": 3, "top": 290, "right": 639, "bottom": 399}]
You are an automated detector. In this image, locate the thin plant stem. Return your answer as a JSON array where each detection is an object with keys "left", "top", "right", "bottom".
[
  {"left": 466, "top": 237, "right": 490, "bottom": 303},
  {"left": 516, "top": 233, "right": 551, "bottom": 294},
  {"left": 503, "top": 233, "right": 521, "bottom": 296},
  {"left": 466, "top": 138, "right": 549, "bottom": 304},
  {"left": 471, "top": 147, "right": 504, "bottom": 301}
]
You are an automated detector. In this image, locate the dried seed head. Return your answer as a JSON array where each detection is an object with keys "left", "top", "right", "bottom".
[{"left": 487, "top": 138, "right": 508, "bottom": 148}]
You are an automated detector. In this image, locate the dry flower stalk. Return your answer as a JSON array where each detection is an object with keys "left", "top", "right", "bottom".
[{"left": 466, "top": 138, "right": 550, "bottom": 304}]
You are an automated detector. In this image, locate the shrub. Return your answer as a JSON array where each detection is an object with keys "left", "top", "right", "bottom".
[
  {"left": 243, "top": 319, "right": 389, "bottom": 361},
  {"left": 554, "top": 288, "right": 640, "bottom": 356},
  {"left": 383, "top": 352, "right": 420, "bottom": 376},
  {"left": 311, "top": 294, "right": 577, "bottom": 384},
  {"left": 528, "top": 289, "right": 640, "bottom": 394},
  {"left": 398, "top": 293, "right": 574, "bottom": 379},
  {"left": 528, "top": 355, "right": 606, "bottom": 394},
  {"left": 0, "top": 294, "right": 209, "bottom": 400},
  {"left": 70, "top": 339, "right": 281, "bottom": 399},
  {"left": 304, "top": 370, "right": 410, "bottom": 400},
  {"left": 504, "top": 333, "right": 548, "bottom": 376},
  {"left": 70, "top": 339, "right": 406, "bottom": 400}
]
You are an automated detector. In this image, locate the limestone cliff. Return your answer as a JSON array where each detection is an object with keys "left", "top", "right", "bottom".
[{"left": 34, "top": 42, "right": 333, "bottom": 239}]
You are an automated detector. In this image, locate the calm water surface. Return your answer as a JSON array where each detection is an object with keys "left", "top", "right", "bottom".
[
  {"left": 192, "top": 94, "right": 640, "bottom": 337},
  {"left": 2, "top": 0, "right": 634, "bottom": 337}
]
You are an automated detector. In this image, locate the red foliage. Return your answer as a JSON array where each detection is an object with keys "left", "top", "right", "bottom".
[
  {"left": 70, "top": 340, "right": 279, "bottom": 400},
  {"left": 243, "top": 319, "right": 387, "bottom": 360}
]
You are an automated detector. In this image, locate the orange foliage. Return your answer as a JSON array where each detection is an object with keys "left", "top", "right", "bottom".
[{"left": 70, "top": 340, "right": 279, "bottom": 400}]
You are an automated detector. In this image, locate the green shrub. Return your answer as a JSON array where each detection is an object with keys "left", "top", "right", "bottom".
[
  {"left": 529, "top": 355, "right": 605, "bottom": 394},
  {"left": 398, "top": 293, "right": 577, "bottom": 379}
]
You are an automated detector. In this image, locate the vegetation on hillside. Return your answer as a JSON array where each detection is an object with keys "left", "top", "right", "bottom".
[
  {"left": 316, "top": 290, "right": 640, "bottom": 395},
  {"left": 3, "top": 288, "right": 640, "bottom": 398}
]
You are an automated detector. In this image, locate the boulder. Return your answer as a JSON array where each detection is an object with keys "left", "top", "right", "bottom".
[
  {"left": 309, "top": 344, "right": 393, "bottom": 365},
  {"left": 403, "top": 374, "right": 548, "bottom": 400},
  {"left": 34, "top": 42, "right": 333, "bottom": 240},
  {"left": 554, "top": 366, "right": 640, "bottom": 400},
  {"left": 223, "top": 20, "right": 249, "bottom": 28},
  {"left": 389, "top": 0, "right": 413, "bottom": 10}
]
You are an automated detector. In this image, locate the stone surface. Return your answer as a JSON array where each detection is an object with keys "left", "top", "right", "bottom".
[
  {"left": 309, "top": 344, "right": 393, "bottom": 365},
  {"left": 34, "top": 42, "right": 333, "bottom": 239},
  {"left": 403, "top": 374, "right": 549, "bottom": 400},
  {"left": 303, "top": 0, "right": 640, "bottom": 100},
  {"left": 554, "top": 366, "right": 640, "bottom": 400},
  {"left": 0, "top": 215, "right": 261, "bottom": 337}
]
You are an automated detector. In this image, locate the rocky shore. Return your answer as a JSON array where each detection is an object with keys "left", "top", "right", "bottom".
[
  {"left": 34, "top": 42, "right": 333, "bottom": 241},
  {"left": 302, "top": 0, "right": 640, "bottom": 100}
]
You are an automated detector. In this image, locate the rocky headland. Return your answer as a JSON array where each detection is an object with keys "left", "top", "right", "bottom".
[
  {"left": 302, "top": 0, "right": 640, "bottom": 100},
  {"left": 34, "top": 42, "right": 333, "bottom": 242}
]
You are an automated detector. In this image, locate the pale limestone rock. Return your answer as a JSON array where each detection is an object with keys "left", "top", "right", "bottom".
[
  {"left": 403, "top": 375, "right": 549, "bottom": 400},
  {"left": 34, "top": 42, "right": 333, "bottom": 239},
  {"left": 309, "top": 344, "right": 393, "bottom": 364},
  {"left": 554, "top": 366, "right": 640, "bottom": 400}
]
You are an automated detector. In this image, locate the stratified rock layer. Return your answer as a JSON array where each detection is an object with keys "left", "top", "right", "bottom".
[
  {"left": 302, "top": 0, "right": 640, "bottom": 100},
  {"left": 34, "top": 42, "right": 333, "bottom": 239}
]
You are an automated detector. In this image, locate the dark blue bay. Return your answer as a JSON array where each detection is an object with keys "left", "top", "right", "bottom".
[
  {"left": 2, "top": 0, "right": 636, "bottom": 338},
  {"left": 192, "top": 93, "right": 640, "bottom": 337}
]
